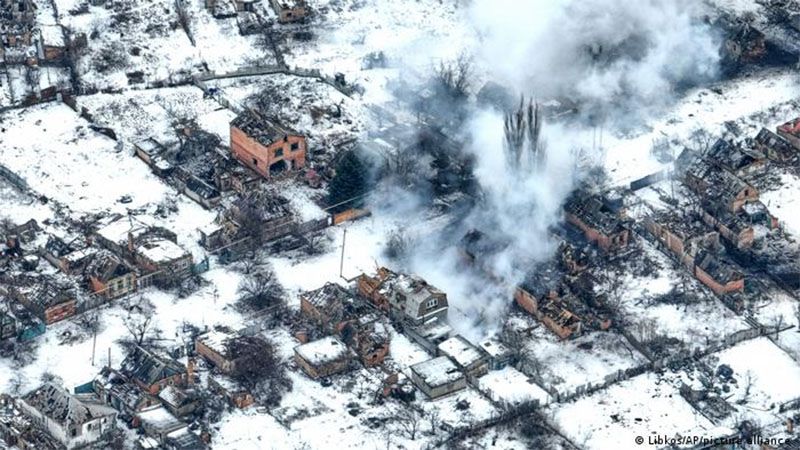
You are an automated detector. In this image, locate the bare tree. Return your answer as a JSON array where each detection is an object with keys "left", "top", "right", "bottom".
[
  {"left": 396, "top": 406, "right": 423, "bottom": 441},
  {"left": 123, "top": 310, "right": 156, "bottom": 347},
  {"left": 237, "top": 269, "right": 286, "bottom": 312},
  {"left": 504, "top": 97, "right": 545, "bottom": 170},
  {"left": 426, "top": 408, "right": 440, "bottom": 435},
  {"left": 434, "top": 53, "right": 473, "bottom": 99},
  {"left": 228, "top": 337, "right": 292, "bottom": 407}
]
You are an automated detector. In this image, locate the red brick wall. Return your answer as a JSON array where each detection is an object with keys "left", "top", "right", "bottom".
[{"left": 230, "top": 126, "right": 306, "bottom": 178}]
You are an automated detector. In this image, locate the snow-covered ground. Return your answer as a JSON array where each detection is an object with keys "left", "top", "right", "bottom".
[{"left": 549, "top": 372, "right": 725, "bottom": 450}]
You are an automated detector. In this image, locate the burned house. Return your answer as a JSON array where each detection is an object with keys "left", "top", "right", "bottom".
[
  {"left": 0, "top": 394, "right": 61, "bottom": 450},
  {"left": 207, "top": 374, "right": 254, "bottom": 409},
  {"left": 18, "top": 383, "right": 117, "bottom": 450},
  {"left": 778, "top": 117, "right": 800, "bottom": 152},
  {"left": 0, "top": 309, "right": 15, "bottom": 340},
  {"left": 706, "top": 138, "right": 766, "bottom": 179},
  {"left": 409, "top": 356, "right": 466, "bottom": 399},
  {"left": 682, "top": 157, "right": 759, "bottom": 214},
  {"left": 83, "top": 250, "right": 137, "bottom": 300},
  {"left": 93, "top": 368, "right": 160, "bottom": 418},
  {"left": 1, "top": 219, "right": 39, "bottom": 261},
  {"left": 0, "top": 0, "right": 36, "bottom": 51},
  {"left": 437, "top": 335, "right": 489, "bottom": 383},
  {"left": 195, "top": 329, "right": 268, "bottom": 375},
  {"left": 230, "top": 110, "right": 307, "bottom": 179},
  {"left": 339, "top": 315, "right": 390, "bottom": 367},
  {"left": 693, "top": 248, "right": 745, "bottom": 295},
  {"left": 753, "top": 128, "right": 796, "bottom": 162},
  {"left": 300, "top": 282, "right": 363, "bottom": 333},
  {"left": 563, "top": 192, "right": 629, "bottom": 253},
  {"left": 357, "top": 267, "right": 448, "bottom": 325},
  {"left": 299, "top": 282, "right": 391, "bottom": 367},
  {"left": 643, "top": 212, "right": 745, "bottom": 295},
  {"left": 294, "top": 336, "right": 353, "bottom": 379},
  {"left": 119, "top": 346, "right": 188, "bottom": 395},
  {"left": 722, "top": 21, "right": 767, "bottom": 65},
  {"left": 42, "top": 235, "right": 96, "bottom": 275},
  {"left": 643, "top": 213, "right": 721, "bottom": 267},
  {"left": 269, "top": 0, "right": 307, "bottom": 23},
  {"left": 514, "top": 263, "right": 611, "bottom": 340},
  {"left": 5, "top": 274, "right": 77, "bottom": 324},
  {"left": 134, "top": 138, "right": 174, "bottom": 177}
]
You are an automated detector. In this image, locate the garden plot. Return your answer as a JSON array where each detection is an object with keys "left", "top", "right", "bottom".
[
  {"left": 702, "top": 337, "right": 800, "bottom": 416},
  {"left": 549, "top": 372, "right": 723, "bottom": 450},
  {"left": 75, "top": 86, "right": 225, "bottom": 145},
  {"left": 478, "top": 367, "right": 552, "bottom": 407},
  {"left": 761, "top": 173, "right": 800, "bottom": 243},
  {"left": 56, "top": 0, "right": 201, "bottom": 90},
  {"left": 521, "top": 326, "right": 648, "bottom": 397},
  {"left": 607, "top": 240, "right": 751, "bottom": 354},
  {"left": 283, "top": 0, "right": 475, "bottom": 83}
]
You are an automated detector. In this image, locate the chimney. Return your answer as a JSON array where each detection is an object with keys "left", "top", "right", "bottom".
[{"left": 787, "top": 417, "right": 794, "bottom": 434}]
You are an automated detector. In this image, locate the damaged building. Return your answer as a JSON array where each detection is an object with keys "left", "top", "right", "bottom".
[
  {"left": 643, "top": 212, "right": 745, "bottom": 296},
  {"left": 356, "top": 267, "right": 448, "bottom": 325},
  {"left": 230, "top": 110, "right": 307, "bottom": 179},
  {"left": 514, "top": 262, "right": 612, "bottom": 340},
  {"left": 563, "top": 192, "right": 630, "bottom": 254}
]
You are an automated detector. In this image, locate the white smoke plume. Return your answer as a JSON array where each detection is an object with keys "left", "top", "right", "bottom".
[
  {"left": 470, "top": 0, "right": 720, "bottom": 117},
  {"left": 369, "top": 0, "right": 722, "bottom": 340}
]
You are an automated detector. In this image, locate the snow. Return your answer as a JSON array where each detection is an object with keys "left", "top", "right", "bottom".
[
  {"left": 294, "top": 336, "right": 349, "bottom": 366},
  {"left": 549, "top": 373, "right": 721, "bottom": 450},
  {"left": 705, "top": 337, "right": 800, "bottom": 410},
  {"left": 137, "top": 239, "right": 189, "bottom": 263},
  {"left": 410, "top": 356, "right": 462, "bottom": 387},
  {"left": 437, "top": 335, "right": 484, "bottom": 369},
  {"left": 478, "top": 367, "right": 551, "bottom": 406},
  {"left": 602, "top": 69, "right": 800, "bottom": 187},
  {"left": 762, "top": 173, "right": 800, "bottom": 241}
]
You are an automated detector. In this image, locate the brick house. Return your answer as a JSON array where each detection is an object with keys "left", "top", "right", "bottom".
[
  {"left": 208, "top": 375, "right": 254, "bottom": 409},
  {"left": 269, "top": 0, "right": 307, "bottom": 23},
  {"left": 195, "top": 329, "right": 269, "bottom": 375},
  {"left": 514, "top": 263, "right": 611, "bottom": 340},
  {"left": 339, "top": 316, "right": 390, "bottom": 367},
  {"left": 133, "top": 238, "right": 193, "bottom": 286},
  {"left": 753, "top": 128, "right": 796, "bottom": 162},
  {"left": 83, "top": 250, "right": 137, "bottom": 300},
  {"left": 563, "top": 193, "right": 629, "bottom": 253},
  {"left": 693, "top": 249, "right": 744, "bottom": 295},
  {"left": 6, "top": 274, "right": 77, "bottom": 325},
  {"left": 778, "top": 117, "right": 800, "bottom": 152},
  {"left": 356, "top": 267, "right": 448, "bottom": 325},
  {"left": 300, "top": 282, "right": 362, "bottom": 333},
  {"left": 230, "top": 110, "right": 307, "bottom": 179},
  {"left": 119, "top": 346, "right": 187, "bottom": 395}
]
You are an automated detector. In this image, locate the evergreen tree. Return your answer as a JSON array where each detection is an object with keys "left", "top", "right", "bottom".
[{"left": 328, "top": 149, "right": 369, "bottom": 213}]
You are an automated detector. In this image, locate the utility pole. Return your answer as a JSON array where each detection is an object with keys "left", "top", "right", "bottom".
[
  {"left": 339, "top": 228, "right": 347, "bottom": 280},
  {"left": 91, "top": 314, "right": 97, "bottom": 366}
]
